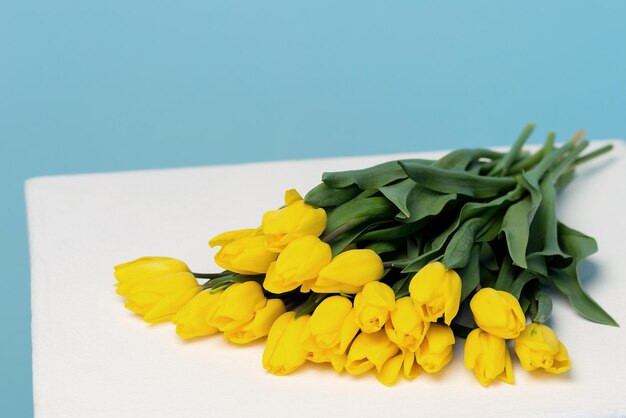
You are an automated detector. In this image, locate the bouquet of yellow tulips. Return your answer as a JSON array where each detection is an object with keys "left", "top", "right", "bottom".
[{"left": 114, "top": 124, "right": 617, "bottom": 387}]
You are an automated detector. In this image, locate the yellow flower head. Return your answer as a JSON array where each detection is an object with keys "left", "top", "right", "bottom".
[
  {"left": 262, "top": 189, "right": 327, "bottom": 252},
  {"left": 171, "top": 289, "right": 222, "bottom": 339},
  {"left": 212, "top": 281, "right": 267, "bottom": 332},
  {"left": 208, "top": 228, "right": 261, "bottom": 248},
  {"left": 114, "top": 256, "right": 190, "bottom": 297},
  {"left": 377, "top": 349, "right": 422, "bottom": 386},
  {"left": 409, "top": 261, "right": 462, "bottom": 325},
  {"left": 301, "top": 296, "right": 360, "bottom": 373},
  {"left": 304, "top": 249, "right": 384, "bottom": 294},
  {"left": 385, "top": 297, "right": 430, "bottom": 352},
  {"left": 416, "top": 323, "right": 455, "bottom": 373},
  {"left": 123, "top": 271, "right": 200, "bottom": 324},
  {"left": 305, "top": 296, "right": 359, "bottom": 353},
  {"left": 470, "top": 288, "right": 526, "bottom": 339},
  {"left": 262, "top": 311, "right": 311, "bottom": 375},
  {"left": 354, "top": 281, "right": 396, "bottom": 333},
  {"left": 514, "top": 323, "right": 571, "bottom": 374},
  {"left": 345, "top": 330, "right": 399, "bottom": 376},
  {"left": 263, "top": 236, "right": 332, "bottom": 294},
  {"left": 223, "top": 298, "right": 286, "bottom": 344},
  {"left": 213, "top": 235, "right": 278, "bottom": 275},
  {"left": 464, "top": 328, "right": 515, "bottom": 387}
]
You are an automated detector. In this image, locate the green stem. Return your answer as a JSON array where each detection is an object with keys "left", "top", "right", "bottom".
[
  {"left": 545, "top": 140, "right": 589, "bottom": 184},
  {"left": 572, "top": 144, "right": 614, "bottom": 167},
  {"left": 508, "top": 132, "right": 555, "bottom": 174},
  {"left": 492, "top": 122, "right": 535, "bottom": 176},
  {"left": 322, "top": 221, "right": 358, "bottom": 243},
  {"left": 192, "top": 271, "right": 231, "bottom": 279}
]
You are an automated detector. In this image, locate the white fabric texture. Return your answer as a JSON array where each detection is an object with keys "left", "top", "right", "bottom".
[{"left": 27, "top": 141, "right": 626, "bottom": 418}]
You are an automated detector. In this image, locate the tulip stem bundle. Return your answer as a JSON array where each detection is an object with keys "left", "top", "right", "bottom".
[{"left": 115, "top": 124, "right": 617, "bottom": 387}]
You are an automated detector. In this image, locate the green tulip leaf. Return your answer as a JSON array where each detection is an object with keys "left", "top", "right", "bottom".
[
  {"left": 475, "top": 212, "right": 503, "bottom": 242},
  {"left": 304, "top": 183, "right": 361, "bottom": 208},
  {"left": 357, "top": 222, "right": 422, "bottom": 242},
  {"left": 442, "top": 217, "right": 484, "bottom": 269},
  {"left": 494, "top": 255, "right": 515, "bottom": 292},
  {"left": 500, "top": 196, "right": 533, "bottom": 268},
  {"left": 509, "top": 271, "right": 538, "bottom": 299},
  {"left": 363, "top": 240, "right": 403, "bottom": 255},
  {"left": 550, "top": 222, "right": 618, "bottom": 326},
  {"left": 322, "top": 159, "right": 433, "bottom": 189},
  {"left": 458, "top": 243, "right": 481, "bottom": 302},
  {"left": 324, "top": 197, "right": 396, "bottom": 235},
  {"left": 479, "top": 242, "right": 499, "bottom": 271},
  {"left": 379, "top": 178, "right": 416, "bottom": 217},
  {"left": 328, "top": 220, "right": 388, "bottom": 256},
  {"left": 527, "top": 179, "right": 570, "bottom": 262},
  {"left": 398, "top": 187, "right": 458, "bottom": 224},
  {"left": 531, "top": 285, "right": 553, "bottom": 323},
  {"left": 399, "top": 161, "right": 517, "bottom": 198}
]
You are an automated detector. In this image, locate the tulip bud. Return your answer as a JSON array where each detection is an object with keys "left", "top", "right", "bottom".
[
  {"left": 377, "top": 349, "right": 422, "bottom": 386},
  {"left": 416, "top": 323, "right": 455, "bottom": 373},
  {"left": 171, "top": 289, "right": 222, "bottom": 339},
  {"left": 213, "top": 235, "right": 278, "bottom": 275},
  {"left": 212, "top": 281, "right": 267, "bottom": 332},
  {"left": 514, "top": 323, "right": 571, "bottom": 374},
  {"left": 464, "top": 328, "right": 514, "bottom": 387},
  {"left": 345, "top": 330, "right": 399, "bottom": 376},
  {"left": 209, "top": 228, "right": 261, "bottom": 247},
  {"left": 305, "top": 249, "right": 384, "bottom": 294},
  {"left": 262, "top": 189, "right": 327, "bottom": 252},
  {"left": 470, "top": 288, "right": 526, "bottom": 339},
  {"left": 385, "top": 297, "right": 429, "bottom": 352},
  {"left": 123, "top": 271, "right": 201, "bottom": 324},
  {"left": 114, "top": 256, "right": 190, "bottom": 297},
  {"left": 306, "top": 296, "right": 359, "bottom": 352},
  {"left": 223, "top": 298, "right": 286, "bottom": 344},
  {"left": 354, "top": 282, "right": 396, "bottom": 333},
  {"left": 409, "top": 261, "right": 461, "bottom": 325},
  {"left": 262, "top": 311, "right": 311, "bottom": 375},
  {"left": 263, "top": 236, "right": 332, "bottom": 294}
]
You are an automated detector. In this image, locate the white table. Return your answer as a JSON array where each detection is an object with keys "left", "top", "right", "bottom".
[{"left": 27, "top": 141, "right": 626, "bottom": 417}]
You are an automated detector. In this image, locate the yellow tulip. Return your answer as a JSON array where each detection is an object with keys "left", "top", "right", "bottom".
[
  {"left": 305, "top": 348, "right": 347, "bottom": 374},
  {"left": 514, "top": 323, "right": 571, "bottom": 374},
  {"left": 301, "top": 296, "right": 359, "bottom": 373},
  {"left": 209, "top": 227, "right": 263, "bottom": 248},
  {"left": 213, "top": 235, "right": 278, "bottom": 275},
  {"left": 377, "top": 348, "right": 422, "bottom": 386},
  {"left": 464, "top": 328, "right": 514, "bottom": 387},
  {"left": 470, "top": 288, "right": 526, "bottom": 339},
  {"left": 123, "top": 272, "right": 201, "bottom": 323},
  {"left": 114, "top": 256, "right": 190, "bottom": 297},
  {"left": 416, "top": 323, "right": 455, "bottom": 373},
  {"left": 212, "top": 281, "right": 267, "bottom": 332},
  {"left": 223, "top": 298, "right": 286, "bottom": 344},
  {"left": 408, "top": 261, "right": 461, "bottom": 325},
  {"left": 262, "top": 189, "right": 327, "bottom": 252},
  {"left": 354, "top": 281, "right": 396, "bottom": 333},
  {"left": 171, "top": 289, "right": 222, "bottom": 339},
  {"left": 304, "top": 249, "right": 384, "bottom": 294},
  {"left": 384, "top": 297, "right": 429, "bottom": 352},
  {"left": 262, "top": 311, "right": 311, "bottom": 375},
  {"left": 263, "top": 236, "right": 332, "bottom": 294},
  {"left": 208, "top": 228, "right": 261, "bottom": 247},
  {"left": 345, "top": 330, "right": 399, "bottom": 376},
  {"left": 306, "top": 296, "right": 359, "bottom": 352}
]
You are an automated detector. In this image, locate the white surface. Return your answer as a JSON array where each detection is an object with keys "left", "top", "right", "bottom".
[{"left": 27, "top": 141, "right": 626, "bottom": 418}]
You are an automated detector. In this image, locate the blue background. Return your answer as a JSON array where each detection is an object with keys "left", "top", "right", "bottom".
[{"left": 1, "top": 1, "right": 625, "bottom": 416}]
